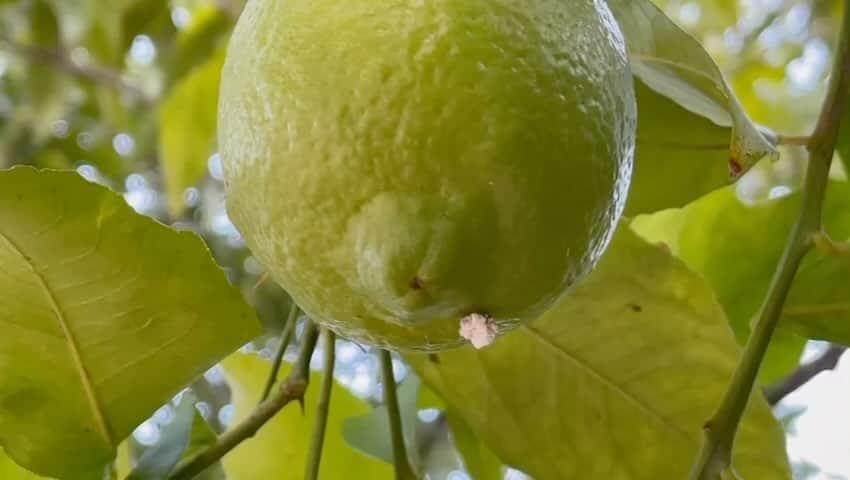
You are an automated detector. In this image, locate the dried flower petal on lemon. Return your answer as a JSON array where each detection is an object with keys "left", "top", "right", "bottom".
[{"left": 219, "top": 0, "right": 637, "bottom": 351}]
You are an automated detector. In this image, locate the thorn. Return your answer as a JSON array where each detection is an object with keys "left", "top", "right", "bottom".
[{"left": 253, "top": 271, "right": 271, "bottom": 290}]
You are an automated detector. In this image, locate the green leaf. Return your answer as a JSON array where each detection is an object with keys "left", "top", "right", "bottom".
[
  {"left": 0, "top": 451, "right": 46, "bottom": 480},
  {"left": 605, "top": 0, "right": 778, "bottom": 215},
  {"left": 159, "top": 48, "right": 225, "bottom": 217},
  {"left": 417, "top": 382, "right": 503, "bottom": 479},
  {"left": 126, "top": 392, "right": 218, "bottom": 480},
  {"left": 342, "top": 374, "right": 421, "bottom": 471},
  {"left": 444, "top": 409, "right": 502, "bottom": 480},
  {"left": 408, "top": 226, "right": 790, "bottom": 480},
  {"left": 633, "top": 182, "right": 850, "bottom": 352},
  {"left": 163, "top": 5, "right": 232, "bottom": 89},
  {"left": 221, "top": 353, "right": 392, "bottom": 480},
  {"left": 0, "top": 167, "right": 261, "bottom": 478}
]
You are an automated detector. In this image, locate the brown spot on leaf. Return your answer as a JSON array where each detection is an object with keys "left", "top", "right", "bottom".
[
  {"left": 728, "top": 157, "right": 743, "bottom": 179},
  {"left": 428, "top": 354, "right": 440, "bottom": 364},
  {"left": 628, "top": 303, "right": 643, "bottom": 313},
  {"left": 409, "top": 276, "right": 424, "bottom": 290}
]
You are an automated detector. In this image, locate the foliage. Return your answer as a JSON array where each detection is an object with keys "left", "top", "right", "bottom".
[{"left": 0, "top": 0, "right": 848, "bottom": 479}]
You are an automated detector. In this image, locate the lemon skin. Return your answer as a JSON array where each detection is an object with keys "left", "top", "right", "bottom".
[{"left": 219, "top": 0, "right": 637, "bottom": 351}]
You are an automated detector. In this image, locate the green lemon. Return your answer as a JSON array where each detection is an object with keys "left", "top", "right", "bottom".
[{"left": 219, "top": 0, "right": 637, "bottom": 351}]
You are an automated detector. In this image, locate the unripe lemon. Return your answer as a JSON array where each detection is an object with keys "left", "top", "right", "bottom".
[{"left": 219, "top": 0, "right": 636, "bottom": 351}]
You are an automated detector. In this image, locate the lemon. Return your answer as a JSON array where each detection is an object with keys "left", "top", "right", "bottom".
[{"left": 219, "top": 0, "right": 636, "bottom": 351}]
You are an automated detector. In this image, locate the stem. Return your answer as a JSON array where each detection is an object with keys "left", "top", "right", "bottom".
[
  {"left": 765, "top": 344, "right": 846, "bottom": 405},
  {"left": 0, "top": 34, "right": 150, "bottom": 103},
  {"left": 168, "top": 322, "right": 321, "bottom": 480},
  {"left": 260, "top": 304, "right": 300, "bottom": 402},
  {"left": 380, "top": 350, "right": 417, "bottom": 480},
  {"left": 688, "top": 1, "right": 850, "bottom": 477},
  {"left": 304, "top": 330, "right": 336, "bottom": 480}
]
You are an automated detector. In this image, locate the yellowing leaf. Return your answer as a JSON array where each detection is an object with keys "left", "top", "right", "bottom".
[
  {"left": 221, "top": 353, "right": 392, "bottom": 480},
  {"left": 409, "top": 227, "right": 790, "bottom": 480},
  {"left": 0, "top": 167, "right": 261, "bottom": 478},
  {"left": 633, "top": 182, "right": 850, "bottom": 350},
  {"left": 606, "top": 0, "right": 778, "bottom": 214},
  {"left": 159, "top": 49, "right": 225, "bottom": 217}
]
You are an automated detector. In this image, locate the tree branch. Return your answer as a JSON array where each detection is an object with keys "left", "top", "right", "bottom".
[
  {"left": 0, "top": 35, "right": 151, "bottom": 103},
  {"left": 304, "top": 330, "right": 336, "bottom": 480},
  {"left": 380, "top": 350, "right": 418, "bottom": 480},
  {"left": 688, "top": 1, "right": 850, "bottom": 477},
  {"left": 259, "top": 303, "right": 300, "bottom": 402},
  {"left": 765, "top": 344, "right": 847, "bottom": 405},
  {"left": 167, "top": 321, "right": 321, "bottom": 480}
]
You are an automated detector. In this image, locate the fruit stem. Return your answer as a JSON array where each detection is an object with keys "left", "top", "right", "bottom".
[
  {"left": 167, "top": 321, "right": 321, "bottom": 480},
  {"left": 260, "top": 303, "right": 300, "bottom": 402},
  {"left": 304, "top": 329, "right": 336, "bottom": 480},
  {"left": 688, "top": 1, "right": 850, "bottom": 478},
  {"left": 380, "top": 350, "right": 418, "bottom": 480}
]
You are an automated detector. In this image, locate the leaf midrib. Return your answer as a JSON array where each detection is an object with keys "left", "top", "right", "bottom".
[
  {"left": 0, "top": 230, "right": 114, "bottom": 449},
  {"left": 521, "top": 324, "right": 694, "bottom": 443}
]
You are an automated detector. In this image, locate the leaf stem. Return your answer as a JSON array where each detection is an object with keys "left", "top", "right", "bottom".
[
  {"left": 304, "top": 330, "right": 336, "bottom": 480},
  {"left": 259, "top": 303, "right": 300, "bottom": 402},
  {"left": 380, "top": 350, "right": 417, "bottom": 480},
  {"left": 688, "top": 1, "right": 850, "bottom": 477},
  {"left": 168, "top": 321, "right": 321, "bottom": 480}
]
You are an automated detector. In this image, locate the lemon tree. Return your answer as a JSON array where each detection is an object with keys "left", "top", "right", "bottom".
[{"left": 0, "top": 0, "right": 849, "bottom": 479}]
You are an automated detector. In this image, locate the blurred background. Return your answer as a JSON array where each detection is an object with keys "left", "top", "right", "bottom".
[{"left": 0, "top": 0, "right": 848, "bottom": 478}]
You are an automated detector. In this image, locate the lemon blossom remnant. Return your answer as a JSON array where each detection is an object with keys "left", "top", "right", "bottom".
[{"left": 459, "top": 314, "right": 498, "bottom": 349}]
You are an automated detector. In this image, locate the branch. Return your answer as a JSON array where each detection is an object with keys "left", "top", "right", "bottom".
[
  {"left": 259, "top": 303, "right": 300, "bottom": 402},
  {"left": 380, "top": 350, "right": 418, "bottom": 480},
  {"left": 0, "top": 35, "right": 151, "bottom": 103},
  {"left": 167, "top": 321, "right": 321, "bottom": 480},
  {"left": 304, "top": 330, "right": 336, "bottom": 480},
  {"left": 688, "top": 1, "right": 850, "bottom": 477},
  {"left": 765, "top": 344, "right": 847, "bottom": 405}
]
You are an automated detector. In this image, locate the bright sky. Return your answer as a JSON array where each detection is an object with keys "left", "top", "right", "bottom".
[{"left": 784, "top": 342, "right": 850, "bottom": 479}]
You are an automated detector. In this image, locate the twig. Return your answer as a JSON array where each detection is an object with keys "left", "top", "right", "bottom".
[
  {"left": 688, "top": 1, "right": 850, "bottom": 478},
  {"left": 259, "top": 303, "right": 300, "bottom": 402},
  {"left": 811, "top": 231, "right": 850, "bottom": 256},
  {"left": 765, "top": 344, "right": 847, "bottom": 405},
  {"left": 167, "top": 322, "right": 321, "bottom": 480},
  {"left": 380, "top": 350, "right": 417, "bottom": 480},
  {"left": 304, "top": 330, "right": 336, "bottom": 480},
  {"left": 0, "top": 35, "right": 151, "bottom": 103}
]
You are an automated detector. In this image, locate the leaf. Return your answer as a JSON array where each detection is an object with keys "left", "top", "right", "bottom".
[
  {"left": 159, "top": 48, "right": 225, "bottom": 217},
  {"left": 342, "top": 374, "right": 421, "bottom": 471},
  {"left": 605, "top": 0, "right": 778, "bottom": 215},
  {"left": 408, "top": 226, "right": 791, "bottom": 480},
  {"left": 633, "top": 182, "right": 850, "bottom": 350},
  {"left": 444, "top": 409, "right": 502, "bottom": 480},
  {"left": 127, "top": 392, "right": 218, "bottom": 480},
  {"left": 221, "top": 353, "right": 392, "bottom": 480},
  {"left": 0, "top": 451, "right": 47, "bottom": 480},
  {"left": 418, "top": 380, "right": 503, "bottom": 479},
  {"left": 0, "top": 167, "right": 261, "bottom": 478}
]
